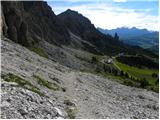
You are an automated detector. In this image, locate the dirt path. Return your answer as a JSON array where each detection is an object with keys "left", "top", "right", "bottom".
[
  {"left": 63, "top": 71, "right": 96, "bottom": 118},
  {"left": 63, "top": 71, "right": 77, "bottom": 99}
]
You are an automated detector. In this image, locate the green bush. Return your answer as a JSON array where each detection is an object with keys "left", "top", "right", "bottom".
[
  {"left": 33, "top": 75, "right": 59, "bottom": 91},
  {"left": 113, "top": 69, "right": 118, "bottom": 76},
  {"left": 150, "top": 86, "right": 159, "bottom": 93},
  {"left": 28, "top": 45, "right": 48, "bottom": 58},
  {"left": 130, "top": 76, "right": 134, "bottom": 80},
  {"left": 91, "top": 56, "right": 98, "bottom": 63},
  {"left": 139, "top": 78, "right": 149, "bottom": 88},
  {"left": 64, "top": 99, "right": 77, "bottom": 119},
  {"left": 123, "top": 80, "right": 133, "bottom": 86},
  {"left": 120, "top": 70, "right": 124, "bottom": 76},
  {"left": 103, "top": 64, "right": 110, "bottom": 73},
  {"left": 95, "top": 66, "right": 101, "bottom": 73},
  {"left": 152, "top": 73, "right": 158, "bottom": 78},
  {"left": 124, "top": 72, "right": 129, "bottom": 78},
  {"left": 2, "top": 73, "right": 44, "bottom": 96},
  {"left": 155, "top": 78, "right": 159, "bottom": 85},
  {"left": 66, "top": 107, "right": 77, "bottom": 119}
]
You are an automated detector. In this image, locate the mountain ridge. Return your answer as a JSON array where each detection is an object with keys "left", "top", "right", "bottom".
[
  {"left": 98, "top": 27, "right": 159, "bottom": 52},
  {"left": 98, "top": 27, "right": 158, "bottom": 38}
]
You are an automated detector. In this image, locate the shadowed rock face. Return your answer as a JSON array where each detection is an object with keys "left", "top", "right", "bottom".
[
  {"left": 1, "top": 1, "right": 70, "bottom": 47},
  {"left": 58, "top": 9, "right": 95, "bottom": 38},
  {"left": 58, "top": 9, "right": 128, "bottom": 55}
]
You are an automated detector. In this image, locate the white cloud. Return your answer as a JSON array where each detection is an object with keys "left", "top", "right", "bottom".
[
  {"left": 51, "top": 2, "right": 158, "bottom": 31},
  {"left": 113, "top": 0, "right": 127, "bottom": 2}
]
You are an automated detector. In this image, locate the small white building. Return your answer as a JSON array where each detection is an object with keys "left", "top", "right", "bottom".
[
  {"left": 104, "top": 58, "right": 113, "bottom": 64},
  {"left": 107, "top": 58, "right": 113, "bottom": 63}
]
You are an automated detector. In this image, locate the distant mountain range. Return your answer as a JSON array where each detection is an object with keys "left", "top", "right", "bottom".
[{"left": 98, "top": 27, "right": 159, "bottom": 54}]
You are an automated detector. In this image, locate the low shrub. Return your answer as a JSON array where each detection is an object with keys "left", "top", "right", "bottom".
[
  {"left": 33, "top": 75, "right": 59, "bottom": 91},
  {"left": 139, "top": 78, "right": 149, "bottom": 88},
  {"left": 2, "top": 73, "right": 44, "bottom": 96}
]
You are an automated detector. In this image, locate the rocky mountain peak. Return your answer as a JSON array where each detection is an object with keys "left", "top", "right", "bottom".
[
  {"left": 1, "top": 1, "right": 70, "bottom": 47},
  {"left": 58, "top": 9, "right": 94, "bottom": 36},
  {"left": 65, "top": 9, "right": 78, "bottom": 14}
]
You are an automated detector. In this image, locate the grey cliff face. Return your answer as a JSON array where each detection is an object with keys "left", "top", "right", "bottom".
[{"left": 1, "top": 1, "right": 70, "bottom": 47}]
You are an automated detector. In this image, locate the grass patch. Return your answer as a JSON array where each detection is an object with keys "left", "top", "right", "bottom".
[
  {"left": 64, "top": 99, "right": 77, "bottom": 119},
  {"left": 114, "top": 59, "right": 159, "bottom": 92},
  {"left": 66, "top": 107, "right": 77, "bottom": 119},
  {"left": 114, "top": 60, "right": 158, "bottom": 81},
  {"left": 28, "top": 45, "right": 48, "bottom": 58},
  {"left": 33, "top": 75, "right": 59, "bottom": 91},
  {"left": 1, "top": 73, "right": 44, "bottom": 96},
  {"left": 29, "top": 87, "right": 44, "bottom": 96}
]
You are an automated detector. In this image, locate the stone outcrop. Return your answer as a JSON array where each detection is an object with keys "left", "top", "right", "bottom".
[{"left": 1, "top": 1, "right": 70, "bottom": 47}]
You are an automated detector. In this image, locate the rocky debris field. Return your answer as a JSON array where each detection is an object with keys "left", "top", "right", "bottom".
[
  {"left": 1, "top": 38, "right": 159, "bottom": 119},
  {"left": 1, "top": 81, "right": 67, "bottom": 119}
]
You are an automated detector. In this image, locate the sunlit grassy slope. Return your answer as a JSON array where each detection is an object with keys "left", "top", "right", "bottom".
[{"left": 114, "top": 59, "right": 158, "bottom": 86}]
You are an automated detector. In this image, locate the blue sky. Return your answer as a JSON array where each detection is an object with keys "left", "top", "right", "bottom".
[{"left": 47, "top": 0, "right": 158, "bottom": 31}]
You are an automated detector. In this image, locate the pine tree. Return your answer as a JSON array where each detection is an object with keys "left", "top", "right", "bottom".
[
  {"left": 120, "top": 70, "right": 124, "bottom": 76},
  {"left": 140, "top": 78, "right": 149, "bottom": 88}
]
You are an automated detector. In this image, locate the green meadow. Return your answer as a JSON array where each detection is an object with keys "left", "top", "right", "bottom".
[{"left": 114, "top": 59, "right": 159, "bottom": 92}]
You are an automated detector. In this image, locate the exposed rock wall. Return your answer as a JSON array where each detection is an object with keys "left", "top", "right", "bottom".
[{"left": 1, "top": 1, "right": 70, "bottom": 47}]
